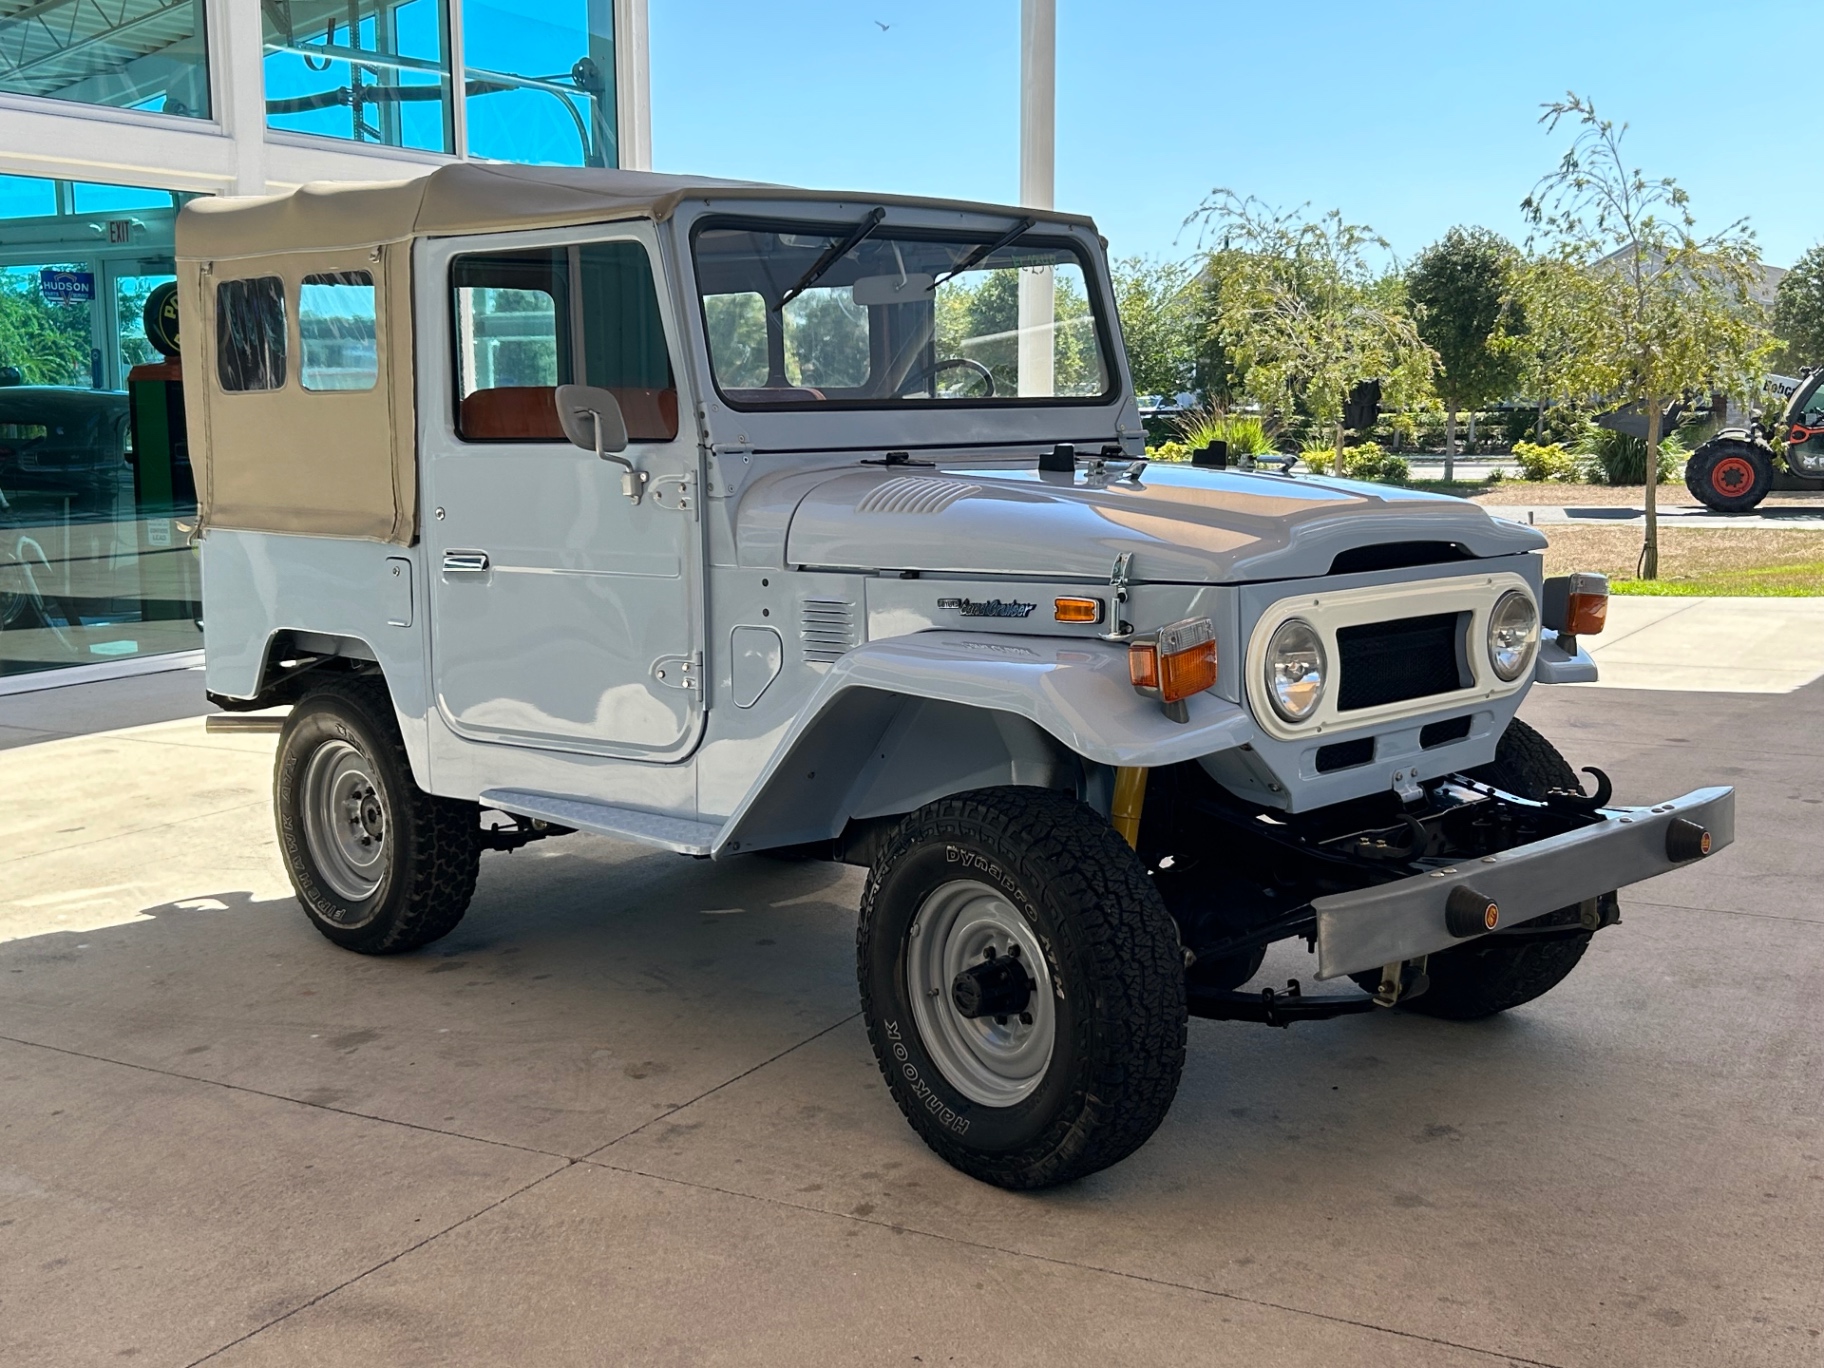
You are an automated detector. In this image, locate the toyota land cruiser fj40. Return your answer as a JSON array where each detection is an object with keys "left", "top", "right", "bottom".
[{"left": 179, "top": 166, "right": 1733, "bottom": 1189}]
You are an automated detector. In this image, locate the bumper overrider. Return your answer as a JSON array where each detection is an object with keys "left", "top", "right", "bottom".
[{"left": 1312, "top": 784, "right": 1735, "bottom": 980}]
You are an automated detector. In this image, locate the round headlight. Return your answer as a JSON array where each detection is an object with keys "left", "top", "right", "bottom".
[
  {"left": 1264, "top": 618, "right": 1327, "bottom": 721},
  {"left": 1487, "top": 590, "right": 1540, "bottom": 682}
]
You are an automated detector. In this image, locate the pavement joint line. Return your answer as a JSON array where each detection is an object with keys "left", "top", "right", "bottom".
[
  {"left": 0, "top": 798, "right": 270, "bottom": 868},
  {"left": 575, "top": 1158, "right": 1574, "bottom": 1368},
  {"left": 579, "top": 1010, "right": 863, "bottom": 1160},
  {"left": 0, "top": 1031, "right": 576, "bottom": 1163},
  {"left": 1587, "top": 597, "right": 1705, "bottom": 653},
  {"left": 1625, "top": 898, "right": 1823, "bottom": 927},
  {"left": 184, "top": 1158, "right": 578, "bottom": 1367}
]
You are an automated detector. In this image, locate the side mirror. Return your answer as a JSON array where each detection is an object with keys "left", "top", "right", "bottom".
[{"left": 555, "top": 383, "right": 629, "bottom": 456}]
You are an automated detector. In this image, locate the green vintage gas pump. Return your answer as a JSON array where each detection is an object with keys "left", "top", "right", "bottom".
[{"left": 126, "top": 281, "right": 198, "bottom": 623}]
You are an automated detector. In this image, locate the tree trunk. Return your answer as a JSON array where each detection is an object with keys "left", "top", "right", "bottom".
[
  {"left": 1535, "top": 401, "right": 1544, "bottom": 440},
  {"left": 1334, "top": 421, "right": 1346, "bottom": 477},
  {"left": 1444, "top": 405, "right": 1458, "bottom": 483},
  {"left": 1467, "top": 410, "right": 1477, "bottom": 451},
  {"left": 1641, "top": 397, "right": 1661, "bottom": 581}
]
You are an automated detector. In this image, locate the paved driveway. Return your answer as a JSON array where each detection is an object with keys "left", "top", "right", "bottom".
[{"left": 1, "top": 668, "right": 1819, "bottom": 1366}]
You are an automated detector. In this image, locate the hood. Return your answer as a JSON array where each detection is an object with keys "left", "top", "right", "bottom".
[{"left": 775, "top": 462, "right": 1546, "bottom": 583}]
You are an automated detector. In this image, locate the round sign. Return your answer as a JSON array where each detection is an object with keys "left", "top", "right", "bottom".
[{"left": 143, "top": 281, "right": 181, "bottom": 359}]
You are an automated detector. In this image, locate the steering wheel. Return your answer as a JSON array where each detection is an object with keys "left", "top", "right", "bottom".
[{"left": 897, "top": 357, "right": 994, "bottom": 398}]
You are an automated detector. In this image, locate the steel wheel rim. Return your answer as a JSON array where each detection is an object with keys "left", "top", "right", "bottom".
[
  {"left": 301, "top": 739, "right": 387, "bottom": 908},
  {"left": 906, "top": 879, "right": 1056, "bottom": 1108}
]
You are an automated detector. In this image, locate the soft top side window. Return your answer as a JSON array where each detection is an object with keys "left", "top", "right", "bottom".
[
  {"left": 299, "top": 271, "right": 378, "bottom": 392},
  {"left": 451, "top": 241, "right": 679, "bottom": 443},
  {"left": 216, "top": 276, "right": 286, "bottom": 393}
]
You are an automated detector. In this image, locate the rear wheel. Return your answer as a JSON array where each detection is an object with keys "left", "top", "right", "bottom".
[
  {"left": 1685, "top": 438, "right": 1772, "bottom": 512},
  {"left": 857, "top": 787, "right": 1186, "bottom": 1189},
  {"left": 276, "top": 676, "right": 479, "bottom": 954},
  {"left": 1357, "top": 719, "right": 1595, "bottom": 1020}
]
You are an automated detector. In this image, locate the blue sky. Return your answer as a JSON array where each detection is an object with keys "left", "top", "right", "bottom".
[{"left": 652, "top": 0, "right": 1821, "bottom": 271}]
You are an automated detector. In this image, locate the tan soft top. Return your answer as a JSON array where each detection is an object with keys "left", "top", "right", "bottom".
[
  {"left": 177, "top": 162, "right": 1098, "bottom": 260},
  {"left": 180, "top": 164, "right": 1098, "bottom": 547}
]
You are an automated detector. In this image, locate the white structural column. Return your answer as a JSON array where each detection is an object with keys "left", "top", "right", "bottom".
[
  {"left": 215, "top": 0, "right": 268, "bottom": 193},
  {"left": 613, "top": 0, "right": 653, "bottom": 170},
  {"left": 1016, "top": 0, "right": 1055, "bottom": 397}
]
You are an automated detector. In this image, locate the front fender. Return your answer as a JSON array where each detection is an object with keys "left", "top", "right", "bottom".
[{"left": 713, "top": 631, "right": 1255, "bottom": 855}]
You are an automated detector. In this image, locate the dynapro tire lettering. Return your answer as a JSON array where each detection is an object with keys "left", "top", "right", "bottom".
[{"left": 883, "top": 1019, "right": 970, "bottom": 1136}]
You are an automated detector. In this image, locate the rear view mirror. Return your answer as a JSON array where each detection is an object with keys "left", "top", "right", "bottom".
[
  {"left": 555, "top": 383, "right": 629, "bottom": 455},
  {"left": 852, "top": 273, "right": 935, "bottom": 306}
]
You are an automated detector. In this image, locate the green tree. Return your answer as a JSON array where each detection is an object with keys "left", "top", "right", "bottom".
[
  {"left": 1520, "top": 94, "right": 1775, "bottom": 578},
  {"left": 1110, "top": 255, "right": 1197, "bottom": 401},
  {"left": 1186, "top": 192, "right": 1435, "bottom": 468},
  {"left": 0, "top": 268, "right": 91, "bottom": 386},
  {"left": 1773, "top": 243, "right": 1824, "bottom": 370},
  {"left": 1407, "top": 227, "right": 1523, "bottom": 478}
]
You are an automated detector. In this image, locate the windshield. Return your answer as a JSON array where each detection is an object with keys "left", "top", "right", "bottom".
[{"left": 693, "top": 219, "right": 1113, "bottom": 408}]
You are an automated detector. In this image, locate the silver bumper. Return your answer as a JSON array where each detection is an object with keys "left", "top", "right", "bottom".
[{"left": 1312, "top": 785, "right": 1736, "bottom": 980}]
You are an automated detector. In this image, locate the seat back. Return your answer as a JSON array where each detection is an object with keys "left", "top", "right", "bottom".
[{"left": 458, "top": 385, "right": 679, "bottom": 442}]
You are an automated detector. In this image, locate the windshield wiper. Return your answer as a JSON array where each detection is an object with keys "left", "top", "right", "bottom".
[
  {"left": 774, "top": 207, "right": 887, "bottom": 311},
  {"left": 932, "top": 215, "right": 1038, "bottom": 286}
]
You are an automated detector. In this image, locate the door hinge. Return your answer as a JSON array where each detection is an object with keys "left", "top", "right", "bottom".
[{"left": 652, "top": 651, "right": 702, "bottom": 690}]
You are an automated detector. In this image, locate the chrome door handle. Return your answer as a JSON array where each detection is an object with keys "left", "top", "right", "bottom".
[{"left": 441, "top": 550, "right": 490, "bottom": 574}]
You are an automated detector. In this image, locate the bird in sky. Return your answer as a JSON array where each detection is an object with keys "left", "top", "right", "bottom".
[{"left": 875, "top": 20, "right": 891, "bottom": 30}]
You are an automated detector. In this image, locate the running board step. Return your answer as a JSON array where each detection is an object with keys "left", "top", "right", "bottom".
[{"left": 480, "top": 789, "right": 721, "bottom": 856}]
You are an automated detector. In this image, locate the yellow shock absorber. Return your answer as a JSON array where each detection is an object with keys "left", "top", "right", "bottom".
[{"left": 1111, "top": 766, "right": 1148, "bottom": 849}]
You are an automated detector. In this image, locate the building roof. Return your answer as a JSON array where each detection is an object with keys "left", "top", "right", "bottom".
[{"left": 176, "top": 162, "right": 1096, "bottom": 260}]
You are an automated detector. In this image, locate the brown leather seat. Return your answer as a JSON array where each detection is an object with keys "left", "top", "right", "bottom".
[{"left": 459, "top": 385, "right": 679, "bottom": 441}]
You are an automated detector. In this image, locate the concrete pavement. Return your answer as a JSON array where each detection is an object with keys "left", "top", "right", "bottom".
[
  {"left": 1580, "top": 597, "right": 1824, "bottom": 693},
  {"left": 1, "top": 668, "right": 1820, "bottom": 1366}
]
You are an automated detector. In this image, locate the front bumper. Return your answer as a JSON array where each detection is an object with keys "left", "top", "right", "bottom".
[{"left": 1311, "top": 785, "right": 1735, "bottom": 979}]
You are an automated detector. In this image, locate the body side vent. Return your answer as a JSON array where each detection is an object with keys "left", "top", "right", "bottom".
[{"left": 800, "top": 597, "right": 858, "bottom": 663}]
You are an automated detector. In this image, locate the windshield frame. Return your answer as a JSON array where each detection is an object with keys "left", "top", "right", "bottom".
[{"left": 688, "top": 212, "right": 1122, "bottom": 415}]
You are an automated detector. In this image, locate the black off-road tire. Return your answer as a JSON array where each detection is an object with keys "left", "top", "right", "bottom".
[
  {"left": 276, "top": 675, "right": 479, "bottom": 955},
  {"left": 1357, "top": 718, "right": 1595, "bottom": 1020},
  {"left": 1685, "top": 438, "right": 1772, "bottom": 512},
  {"left": 857, "top": 787, "right": 1187, "bottom": 1189}
]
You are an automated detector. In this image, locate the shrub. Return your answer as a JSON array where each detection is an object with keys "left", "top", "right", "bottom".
[
  {"left": 1577, "top": 425, "right": 1685, "bottom": 485},
  {"left": 1146, "top": 440, "right": 1190, "bottom": 463},
  {"left": 1485, "top": 466, "right": 1505, "bottom": 484},
  {"left": 1338, "top": 441, "right": 1411, "bottom": 485},
  {"left": 1299, "top": 442, "right": 1339, "bottom": 474},
  {"left": 1511, "top": 440, "right": 1581, "bottom": 482},
  {"left": 1173, "top": 406, "right": 1278, "bottom": 457}
]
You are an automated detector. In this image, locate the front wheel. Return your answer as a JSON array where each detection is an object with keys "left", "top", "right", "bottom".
[
  {"left": 857, "top": 787, "right": 1186, "bottom": 1189},
  {"left": 275, "top": 676, "right": 480, "bottom": 955}
]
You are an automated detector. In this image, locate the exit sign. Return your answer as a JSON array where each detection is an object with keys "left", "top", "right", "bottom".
[{"left": 107, "top": 219, "right": 133, "bottom": 244}]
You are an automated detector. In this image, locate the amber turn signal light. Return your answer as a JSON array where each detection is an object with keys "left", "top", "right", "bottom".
[
  {"left": 1129, "top": 616, "right": 1217, "bottom": 711},
  {"left": 1055, "top": 597, "right": 1104, "bottom": 624},
  {"left": 1128, "top": 641, "right": 1159, "bottom": 689},
  {"left": 1542, "top": 572, "right": 1609, "bottom": 637}
]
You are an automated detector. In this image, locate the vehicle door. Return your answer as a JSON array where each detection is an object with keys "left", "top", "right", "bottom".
[{"left": 419, "top": 225, "right": 703, "bottom": 759}]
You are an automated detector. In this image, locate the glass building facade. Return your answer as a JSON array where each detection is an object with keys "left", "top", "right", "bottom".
[
  {"left": 0, "top": 0, "right": 212, "bottom": 119},
  {"left": 262, "top": 0, "right": 617, "bottom": 165},
  {"left": 0, "top": 176, "right": 198, "bottom": 679},
  {"left": 0, "top": 2, "right": 629, "bottom": 685}
]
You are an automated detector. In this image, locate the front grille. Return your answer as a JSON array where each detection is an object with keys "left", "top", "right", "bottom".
[
  {"left": 1420, "top": 714, "right": 1473, "bottom": 748},
  {"left": 1336, "top": 612, "right": 1467, "bottom": 711},
  {"left": 1315, "top": 737, "right": 1375, "bottom": 773}
]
